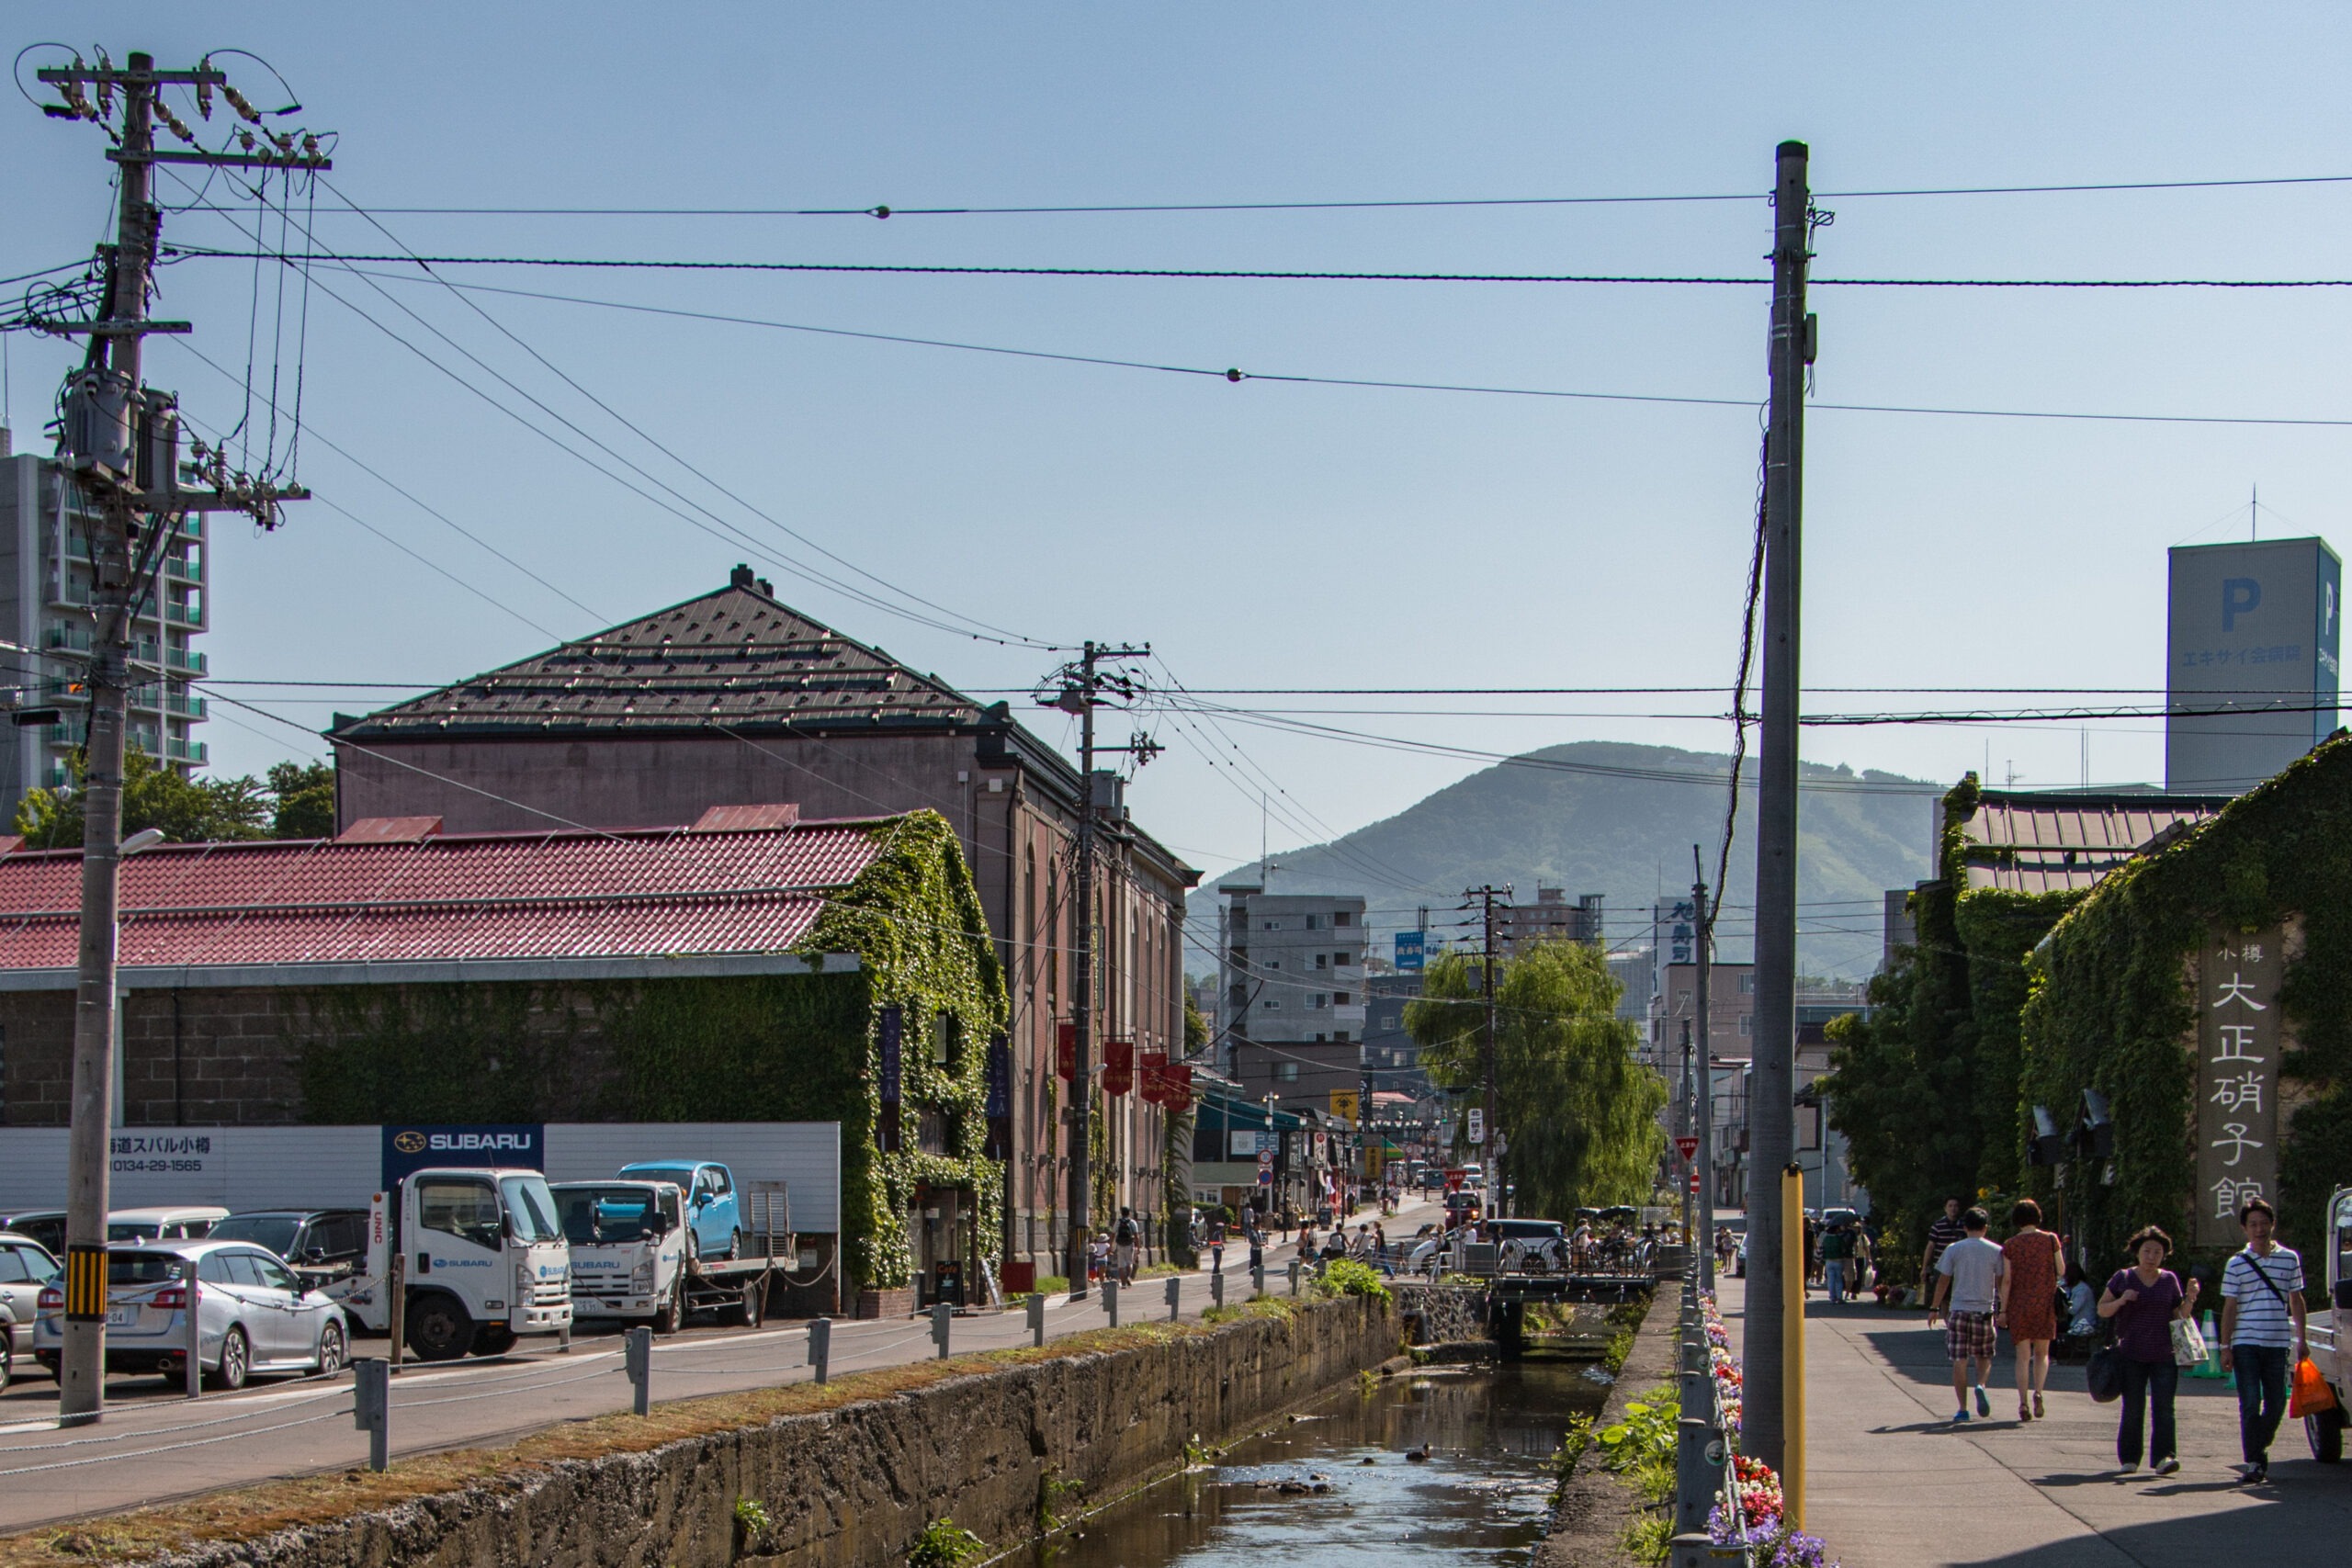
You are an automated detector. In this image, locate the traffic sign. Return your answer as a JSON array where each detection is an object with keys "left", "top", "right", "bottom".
[
  {"left": 1466, "top": 1109, "right": 1486, "bottom": 1145},
  {"left": 1675, "top": 1135, "right": 1700, "bottom": 1161}
]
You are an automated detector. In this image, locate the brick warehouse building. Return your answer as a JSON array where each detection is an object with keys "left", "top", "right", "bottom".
[
  {"left": 0, "top": 806, "right": 1016, "bottom": 1308},
  {"left": 323, "top": 568, "right": 1197, "bottom": 1273}
]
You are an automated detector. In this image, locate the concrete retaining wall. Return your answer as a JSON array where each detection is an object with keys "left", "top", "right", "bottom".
[
  {"left": 1394, "top": 1283, "right": 1486, "bottom": 1345},
  {"left": 146, "top": 1295, "right": 1397, "bottom": 1568}
]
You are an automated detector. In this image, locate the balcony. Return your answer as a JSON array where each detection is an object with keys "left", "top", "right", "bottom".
[
  {"left": 162, "top": 555, "right": 202, "bottom": 585},
  {"left": 164, "top": 647, "right": 207, "bottom": 676},
  {"left": 164, "top": 737, "right": 208, "bottom": 765},
  {"left": 45, "top": 624, "right": 93, "bottom": 654},
  {"left": 164, "top": 691, "right": 205, "bottom": 719},
  {"left": 164, "top": 600, "right": 203, "bottom": 628}
]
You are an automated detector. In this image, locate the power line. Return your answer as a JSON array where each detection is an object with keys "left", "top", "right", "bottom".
[
  {"left": 167, "top": 169, "right": 2352, "bottom": 218},
  {"left": 161, "top": 245, "right": 2352, "bottom": 289},
  {"left": 253, "top": 264, "right": 2352, "bottom": 432}
]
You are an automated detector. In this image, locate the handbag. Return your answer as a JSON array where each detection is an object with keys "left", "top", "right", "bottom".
[
  {"left": 2086, "top": 1345, "right": 2126, "bottom": 1403},
  {"left": 2170, "top": 1314, "right": 2208, "bottom": 1368}
]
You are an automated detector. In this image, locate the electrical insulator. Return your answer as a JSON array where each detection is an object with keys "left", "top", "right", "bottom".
[{"left": 196, "top": 65, "right": 213, "bottom": 119}]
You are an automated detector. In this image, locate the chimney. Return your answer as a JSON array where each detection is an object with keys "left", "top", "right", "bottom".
[{"left": 729, "top": 563, "right": 755, "bottom": 590}]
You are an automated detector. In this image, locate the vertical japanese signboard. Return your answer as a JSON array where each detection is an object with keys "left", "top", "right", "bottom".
[{"left": 2194, "top": 928, "right": 2283, "bottom": 1249}]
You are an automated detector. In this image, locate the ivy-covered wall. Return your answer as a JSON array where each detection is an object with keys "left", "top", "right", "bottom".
[
  {"left": 291, "top": 810, "right": 1009, "bottom": 1292},
  {"left": 2021, "top": 735, "right": 2352, "bottom": 1258}
]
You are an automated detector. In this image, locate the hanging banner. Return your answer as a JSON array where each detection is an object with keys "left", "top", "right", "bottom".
[
  {"left": 2194, "top": 927, "right": 2284, "bottom": 1248},
  {"left": 1057, "top": 1021, "right": 1076, "bottom": 1082},
  {"left": 983, "top": 1032, "right": 1012, "bottom": 1161},
  {"left": 1103, "top": 1038, "right": 1134, "bottom": 1097},
  {"left": 878, "top": 1006, "right": 903, "bottom": 1154},
  {"left": 1139, "top": 1045, "right": 1170, "bottom": 1106},
  {"left": 1166, "top": 1063, "right": 1193, "bottom": 1107}
]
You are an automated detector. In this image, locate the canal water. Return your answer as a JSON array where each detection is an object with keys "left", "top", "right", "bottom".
[{"left": 1009, "top": 1357, "right": 1614, "bottom": 1568}]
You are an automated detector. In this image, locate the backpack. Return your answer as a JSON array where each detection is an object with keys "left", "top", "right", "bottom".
[{"left": 1117, "top": 1216, "right": 1138, "bottom": 1245}]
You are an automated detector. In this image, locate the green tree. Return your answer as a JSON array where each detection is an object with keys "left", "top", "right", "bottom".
[
  {"left": 1183, "top": 990, "right": 1210, "bottom": 1055},
  {"left": 267, "top": 760, "right": 337, "bottom": 838},
  {"left": 1404, "top": 940, "right": 1665, "bottom": 1215},
  {"left": 15, "top": 752, "right": 337, "bottom": 847}
]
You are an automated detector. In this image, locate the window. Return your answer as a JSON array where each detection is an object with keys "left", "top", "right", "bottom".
[
  {"left": 1335, "top": 951, "right": 1353, "bottom": 966},
  {"left": 1310, "top": 994, "right": 1328, "bottom": 1009},
  {"left": 1333, "top": 991, "right": 1351, "bottom": 1006},
  {"left": 250, "top": 1252, "right": 301, "bottom": 1293},
  {"left": 1335, "top": 1030, "right": 1351, "bottom": 1043},
  {"left": 224, "top": 1251, "right": 268, "bottom": 1288},
  {"left": 1261, "top": 919, "right": 1281, "bottom": 931},
  {"left": 1278, "top": 1062, "right": 1299, "bottom": 1081},
  {"left": 1261, "top": 998, "right": 1281, "bottom": 1010},
  {"left": 1314, "top": 953, "right": 1328, "bottom": 970},
  {"left": 197, "top": 1252, "right": 235, "bottom": 1286},
  {"left": 1738, "top": 974, "right": 1756, "bottom": 995},
  {"left": 1314, "top": 1032, "right": 1328, "bottom": 1043},
  {"left": 1334, "top": 910, "right": 1351, "bottom": 926},
  {"left": 0, "top": 1247, "right": 29, "bottom": 1283},
  {"left": 1267, "top": 959, "right": 1281, "bottom": 970},
  {"left": 1306, "top": 914, "right": 1323, "bottom": 930},
  {"left": 1739, "top": 1014, "right": 1754, "bottom": 1035},
  {"left": 418, "top": 1178, "right": 503, "bottom": 1250}
]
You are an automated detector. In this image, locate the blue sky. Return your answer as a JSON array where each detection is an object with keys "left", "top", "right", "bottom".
[{"left": 8, "top": 6, "right": 2352, "bottom": 886}]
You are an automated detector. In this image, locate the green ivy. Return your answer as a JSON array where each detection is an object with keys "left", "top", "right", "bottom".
[
  {"left": 1161, "top": 1102, "right": 1198, "bottom": 1265},
  {"left": 2022, "top": 735, "right": 2352, "bottom": 1257}
]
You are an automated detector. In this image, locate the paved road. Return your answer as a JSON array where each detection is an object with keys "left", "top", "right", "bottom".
[
  {"left": 1716, "top": 1278, "right": 2352, "bottom": 1568},
  {"left": 0, "top": 1198, "right": 1444, "bottom": 1532}
]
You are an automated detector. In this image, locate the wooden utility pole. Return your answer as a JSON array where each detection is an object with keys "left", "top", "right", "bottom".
[
  {"left": 35, "top": 49, "right": 322, "bottom": 1422},
  {"left": 1462, "top": 885, "right": 1510, "bottom": 1205},
  {"left": 1691, "top": 849, "right": 1716, "bottom": 1292},
  {"left": 1745, "top": 138, "right": 1815, "bottom": 1473}
]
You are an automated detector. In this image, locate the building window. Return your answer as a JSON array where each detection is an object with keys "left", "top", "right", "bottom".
[
  {"left": 1278, "top": 1061, "right": 1299, "bottom": 1081},
  {"left": 1334, "top": 1030, "right": 1350, "bottom": 1043},
  {"left": 1335, "top": 951, "right": 1353, "bottom": 965},
  {"left": 1314, "top": 1032, "right": 1328, "bottom": 1043},
  {"left": 1738, "top": 974, "right": 1756, "bottom": 995},
  {"left": 1333, "top": 991, "right": 1351, "bottom": 1006},
  {"left": 1305, "top": 914, "right": 1322, "bottom": 930},
  {"left": 1261, "top": 919, "right": 1282, "bottom": 931},
  {"left": 1333, "top": 910, "right": 1352, "bottom": 927},
  {"left": 1739, "top": 1014, "right": 1754, "bottom": 1035},
  {"left": 1309, "top": 994, "right": 1328, "bottom": 1009},
  {"left": 1314, "top": 953, "right": 1328, "bottom": 970},
  {"left": 1267, "top": 959, "right": 1281, "bottom": 970},
  {"left": 1262, "top": 999, "right": 1281, "bottom": 1010}
]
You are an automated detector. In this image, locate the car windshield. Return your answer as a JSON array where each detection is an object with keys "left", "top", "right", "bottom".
[
  {"left": 107, "top": 1252, "right": 185, "bottom": 1287},
  {"left": 500, "top": 1175, "right": 563, "bottom": 1244},
  {"left": 206, "top": 1217, "right": 303, "bottom": 1257},
  {"left": 557, "top": 1187, "right": 662, "bottom": 1244},
  {"left": 107, "top": 1222, "right": 163, "bottom": 1240},
  {"left": 624, "top": 1166, "right": 693, "bottom": 1188}
]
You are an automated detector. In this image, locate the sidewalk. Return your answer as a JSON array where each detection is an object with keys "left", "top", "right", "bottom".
[{"left": 1715, "top": 1278, "right": 2352, "bottom": 1567}]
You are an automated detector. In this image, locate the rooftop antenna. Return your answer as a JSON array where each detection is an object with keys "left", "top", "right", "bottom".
[{"left": 2252, "top": 482, "right": 2258, "bottom": 542}]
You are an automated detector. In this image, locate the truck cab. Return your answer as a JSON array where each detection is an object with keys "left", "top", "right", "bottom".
[
  {"left": 552, "top": 1180, "right": 688, "bottom": 1331},
  {"left": 2307, "top": 1185, "right": 2352, "bottom": 1462},
  {"left": 345, "top": 1167, "right": 571, "bottom": 1361}
]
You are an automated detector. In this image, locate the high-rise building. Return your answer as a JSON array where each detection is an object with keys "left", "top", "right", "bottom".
[
  {"left": 1497, "top": 885, "right": 1602, "bottom": 954},
  {"left": 2166, "top": 536, "right": 2340, "bottom": 794},
  {"left": 1218, "top": 886, "right": 1370, "bottom": 1116},
  {"left": 0, "top": 446, "right": 209, "bottom": 821}
]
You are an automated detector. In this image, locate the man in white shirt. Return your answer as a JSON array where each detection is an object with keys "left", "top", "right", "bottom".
[
  {"left": 1928, "top": 1207, "right": 2007, "bottom": 1422},
  {"left": 2219, "top": 1197, "right": 2306, "bottom": 1485}
]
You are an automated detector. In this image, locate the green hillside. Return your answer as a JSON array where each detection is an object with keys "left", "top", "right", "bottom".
[{"left": 1185, "top": 741, "right": 1938, "bottom": 980}]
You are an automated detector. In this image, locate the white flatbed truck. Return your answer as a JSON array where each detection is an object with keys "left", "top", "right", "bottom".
[
  {"left": 549, "top": 1179, "right": 779, "bottom": 1331},
  {"left": 335, "top": 1167, "right": 572, "bottom": 1360},
  {"left": 2301, "top": 1184, "right": 2352, "bottom": 1462}
]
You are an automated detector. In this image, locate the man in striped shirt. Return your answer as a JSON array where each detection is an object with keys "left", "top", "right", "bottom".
[
  {"left": 2219, "top": 1196, "right": 2306, "bottom": 1485},
  {"left": 1918, "top": 1196, "right": 1966, "bottom": 1294}
]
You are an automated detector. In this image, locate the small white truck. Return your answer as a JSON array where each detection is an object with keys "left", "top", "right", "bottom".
[
  {"left": 2303, "top": 1184, "right": 2352, "bottom": 1462},
  {"left": 336, "top": 1167, "right": 572, "bottom": 1360},
  {"left": 548, "top": 1179, "right": 776, "bottom": 1330}
]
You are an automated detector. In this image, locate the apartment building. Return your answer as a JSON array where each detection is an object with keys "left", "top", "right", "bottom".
[
  {"left": 1497, "top": 884, "right": 1602, "bottom": 955},
  {"left": 1218, "top": 886, "right": 1369, "bottom": 1116},
  {"left": 0, "top": 443, "right": 209, "bottom": 819}
]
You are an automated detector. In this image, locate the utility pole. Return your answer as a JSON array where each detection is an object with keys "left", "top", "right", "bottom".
[
  {"left": 36, "top": 49, "right": 323, "bottom": 1423},
  {"left": 1679, "top": 1018, "right": 1694, "bottom": 1247},
  {"left": 1690, "top": 848, "right": 1716, "bottom": 1291},
  {"left": 1745, "top": 138, "right": 1815, "bottom": 1474},
  {"left": 1040, "top": 642, "right": 1153, "bottom": 1302},
  {"left": 1463, "top": 885, "right": 1510, "bottom": 1205}
]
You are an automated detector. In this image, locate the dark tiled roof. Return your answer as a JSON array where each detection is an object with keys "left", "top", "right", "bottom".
[
  {"left": 1958, "top": 789, "right": 2234, "bottom": 894},
  {"left": 331, "top": 578, "right": 979, "bottom": 740}
]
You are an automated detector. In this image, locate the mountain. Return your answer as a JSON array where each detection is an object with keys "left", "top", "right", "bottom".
[{"left": 1183, "top": 741, "right": 1939, "bottom": 980}]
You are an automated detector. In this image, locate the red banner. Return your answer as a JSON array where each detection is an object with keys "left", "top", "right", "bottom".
[
  {"left": 1057, "top": 1022, "right": 1076, "bottom": 1081},
  {"left": 1139, "top": 1045, "right": 1169, "bottom": 1105},
  {"left": 1103, "top": 1038, "right": 1134, "bottom": 1097},
  {"left": 1166, "top": 1062, "right": 1193, "bottom": 1107}
]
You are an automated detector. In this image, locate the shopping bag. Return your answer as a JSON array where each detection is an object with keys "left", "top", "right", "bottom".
[
  {"left": 2290, "top": 1357, "right": 2339, "bottom": 1418},
  {"left": 2170, "top": 1315, "right": 2208, "bottom": 1368}
]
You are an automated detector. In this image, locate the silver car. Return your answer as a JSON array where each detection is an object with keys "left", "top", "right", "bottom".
[
  {"left": 0, "top": 1231, "right": 61, "bottom": 1382},
  {"left": 32, "top": 1239, "right": 348, "bottom": 1390}
]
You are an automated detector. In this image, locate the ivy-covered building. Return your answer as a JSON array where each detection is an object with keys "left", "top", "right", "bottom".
[{"left": 0, "top": 805, "right": 1008, "bottom": 1310}]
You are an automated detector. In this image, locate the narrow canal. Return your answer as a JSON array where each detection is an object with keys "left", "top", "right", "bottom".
[{"left": 1010, "top": 1354, "right": 1616, "bottom": 1568}]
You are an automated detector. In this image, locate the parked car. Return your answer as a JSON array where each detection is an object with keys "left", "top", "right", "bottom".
[
  {"left": 0, "top": 1232, "right": 61, "bottom": 1371},
  {"left": 616, "top": 1161, "right": 742, "bottom": 1260},
  {"left": 206, "top": 1210, "right": 369, "bottom": 1288},
  {"left": 107, "top": 1206, "right": 229, "bottom": 1242},
  {"left": 32, "top": 1239, "right": 348, "bottom": 1390},
  {"left": 0, "top": 1212, "right": 66, "bottom": 1255}
]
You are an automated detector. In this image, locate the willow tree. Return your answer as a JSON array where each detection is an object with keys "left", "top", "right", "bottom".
[{"left": 1405, "top": 941, "right": 1666, "bottom": 1216}]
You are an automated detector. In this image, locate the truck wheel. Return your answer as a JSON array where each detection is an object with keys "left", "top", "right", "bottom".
[
  {"left": 407, "top": 1295, "right": 474, "bottom": 1361},
  {"left": 654, "top": 1284, "right": 684, "bottom": 1335},
  {"left": 723, "top": 1279, "right": 764, "bottom": 1328},
  {"left": 2309, "top": 1406, "right": 2346, "bottom": 1463},
  {"left": 470, "top": 1325, "right": 518, "bottom": 1358}
]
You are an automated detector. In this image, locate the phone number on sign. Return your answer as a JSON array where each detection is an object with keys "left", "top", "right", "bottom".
[{"left": 110, "top": 1158, "right": 208, "bottom": 1173}]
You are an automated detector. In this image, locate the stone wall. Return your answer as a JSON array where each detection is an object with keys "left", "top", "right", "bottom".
[
  {"left": 1394, "top": 1282, "right": 1487, "bottom": 1346},
  {"left": 145, "top": 1295, "right": 1399, "bottom": 1568}
]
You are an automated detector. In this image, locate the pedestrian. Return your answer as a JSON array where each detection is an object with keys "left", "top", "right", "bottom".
[
  {"left": 2219, "top": 1196, "right": 2307, "bottom": 1485},
  {"left": 1852, "top": 1224, "right": 1875, "bottom": 1297},
  {"left": 2098, "top": 1225, "right": 2200, "bottom": 1475},
  {"left": 1927, "top": 1205, "right": 2006, "bottom": 1422},
  {"left": 1997, "top": 1199, "right": 2064, "bottom": 1420},
  {"left": 1918, "top": 1196, "right": 1966, "bottom": 1303},
  {"left": 1374, "top": 1221, "right": 1390, "bottom": 1271},
  {"left": 2064, "top": 1257, "right": 2098, "bottom": 1340},
  {"left": 1208, "top": 1211, "right": 1227, "bottom": 1276},
  {"left": 1821, "top": 1220, "right": 1853, "bottom": 1304},
  {"left": 1114, "top": 1207, "right": 1141, "bottom": 1286},
  {"left": 1244, "top": 1210, "right": 1265, "bottom": 1278}
]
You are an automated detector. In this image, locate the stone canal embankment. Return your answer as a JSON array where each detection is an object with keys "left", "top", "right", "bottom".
[{"left": 40, "top": 1295, "right": 1398, "bottom": 1568}]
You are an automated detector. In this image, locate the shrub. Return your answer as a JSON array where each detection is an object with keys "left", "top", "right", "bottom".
[
  {"left": 907, "top": 1519, "right": 986, "bottom": 1568},
  {"left": 1318, "top": 1258, "right": 1392, "bottom": 1303}
]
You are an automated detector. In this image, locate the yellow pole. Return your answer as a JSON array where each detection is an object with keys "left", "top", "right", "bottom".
[{"left": 1782, "top": 1163, "right": 1805, "bottom": 1532}]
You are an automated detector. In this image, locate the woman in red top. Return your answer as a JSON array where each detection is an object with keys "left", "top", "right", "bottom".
[{"left": 1996, "top": 1199, "right": 2064, "bottom": 1420}]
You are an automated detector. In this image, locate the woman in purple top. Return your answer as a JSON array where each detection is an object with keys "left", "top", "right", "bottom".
[{"left": 2096, "top": 1225, "right": 2201, "bottom": 1475}]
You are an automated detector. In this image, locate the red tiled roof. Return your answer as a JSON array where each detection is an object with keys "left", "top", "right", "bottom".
[{"left": 0, "top": 818, "right": 892, "bottom": 971}]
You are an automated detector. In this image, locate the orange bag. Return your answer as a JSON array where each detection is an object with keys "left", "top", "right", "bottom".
[{"left": 2290, "top": 1357, "right": 2338, "bottom": 1419}]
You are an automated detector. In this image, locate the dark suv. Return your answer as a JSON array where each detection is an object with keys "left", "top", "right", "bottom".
[{"left": 205, "top": 1210, "right": 369, "bottom": 1288}]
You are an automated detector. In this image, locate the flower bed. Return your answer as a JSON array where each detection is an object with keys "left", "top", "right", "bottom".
[{"left": 1697, "top": 1291, "right": 1840, "bottom": 1568}]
